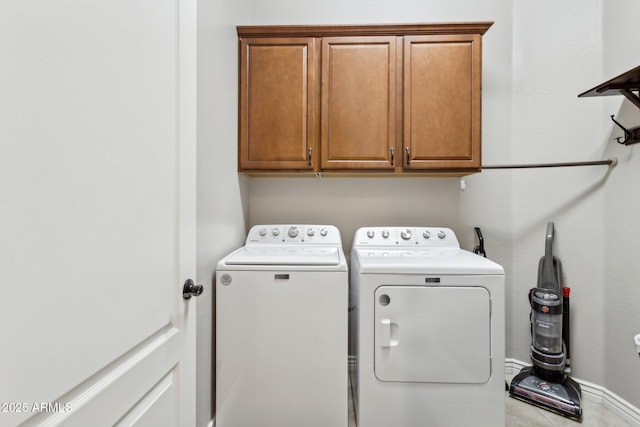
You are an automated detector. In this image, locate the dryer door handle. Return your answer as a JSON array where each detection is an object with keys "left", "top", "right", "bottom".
[{"left": 380, "top": 319, "right": 399, "bottom": 348}]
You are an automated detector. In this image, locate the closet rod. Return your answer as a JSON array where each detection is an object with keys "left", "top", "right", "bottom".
[{"left": 482, "top": 158, "right": 617, "bottom": 170}]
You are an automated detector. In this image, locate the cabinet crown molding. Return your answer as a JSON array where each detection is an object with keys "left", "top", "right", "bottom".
[{"left": 237, "top": 22, "right": 493, "bottom": 38}]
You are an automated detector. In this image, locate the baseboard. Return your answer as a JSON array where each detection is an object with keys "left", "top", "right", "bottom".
[{"left": 506, "top": 358, "right": 640, "bottom": 426}]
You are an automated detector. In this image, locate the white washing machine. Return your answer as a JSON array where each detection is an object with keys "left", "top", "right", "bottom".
[
  {"left": 350, "top": 226, "right": 505, "bottom": 427},
  {"left": 216, "top": 224, "right": 348, "bottom": 427}
]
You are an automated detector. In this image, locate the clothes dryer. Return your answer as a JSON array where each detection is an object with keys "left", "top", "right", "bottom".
[
  {"left": 350, "top": 227, "right": 505, "bottom": 427},
  {"left": 216, "top": 224, "right": 348, "bottom": 427}
]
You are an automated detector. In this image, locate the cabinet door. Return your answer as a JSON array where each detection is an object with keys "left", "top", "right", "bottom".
[
  {"left": 239, "top": 37, "right": 318, "bottom": 171},
  {"left": 321, "top": 36, "right": 397, "bottom": 170},
  {"left": 403, "top": 35, "right": 482, "bottom": 171}
]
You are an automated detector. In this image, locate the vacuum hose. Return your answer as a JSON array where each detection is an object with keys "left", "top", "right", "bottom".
[{"left": 563, "top": 286, "right": 571, "bottom": 368}]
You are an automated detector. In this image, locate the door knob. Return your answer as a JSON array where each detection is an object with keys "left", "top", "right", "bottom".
[{"left": 183, "top": 279, "right": 203, "bottom": 299}]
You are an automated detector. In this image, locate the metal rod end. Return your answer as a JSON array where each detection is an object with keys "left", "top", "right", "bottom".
[{"left": 609, "top": 157, "right": 618, "bottom": 168}]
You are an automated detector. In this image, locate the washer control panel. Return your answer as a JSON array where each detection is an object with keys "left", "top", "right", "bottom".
[
  {"left": 247, "top": 224, "right": 340, "bottom": 245},
  {"left": 353, "top": 227, "right": 459, "bottom": 248}
]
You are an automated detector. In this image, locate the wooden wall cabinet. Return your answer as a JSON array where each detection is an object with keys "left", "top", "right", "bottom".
[
  {"left": 403, "top": 35, "right": 482, "bottom": 171},
  {"left": 237, "top": 23, "right": 492, "bottom": 175},
  {"left": 321, "top": 36, "right": 397, "bottom": 170},
  {"left": 238, "top": 37, "right": 319, "bottom": 171}
]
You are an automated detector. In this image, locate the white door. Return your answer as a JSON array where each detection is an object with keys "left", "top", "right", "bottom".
[{"left": 0, "top": 1, "right": 197, "bottom": 426}]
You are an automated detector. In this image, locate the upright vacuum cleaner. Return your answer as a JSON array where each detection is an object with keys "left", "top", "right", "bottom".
[{"left": 509, "top": 222, "right": 583, "bottom": 421}]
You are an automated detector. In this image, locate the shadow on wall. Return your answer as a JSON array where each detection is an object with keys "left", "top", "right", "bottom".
[{"left": 515, "top": 163, "right": 614, "bottom": 241}]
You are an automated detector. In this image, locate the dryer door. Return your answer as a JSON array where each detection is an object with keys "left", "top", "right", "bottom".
[{"left": 374, "top": 285, "right": 491, "bottom": 383}]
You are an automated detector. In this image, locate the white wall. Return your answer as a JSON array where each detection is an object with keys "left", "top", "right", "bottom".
[
  {"left": 196, "top": 0, "right": 250, "bottom": 425},
  {"left": 602, "top": 0, "right": 640, "bottom": 407},
  {"left": 509, "top": 0, "right": 608, "bottom": 385},
  {"left": 507, "top": 2, "right": 640, "bottom": 408}
]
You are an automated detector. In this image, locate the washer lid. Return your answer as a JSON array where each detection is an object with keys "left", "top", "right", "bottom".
[{"left": 224, "top": 245, "right": 341, "bottom": 266}]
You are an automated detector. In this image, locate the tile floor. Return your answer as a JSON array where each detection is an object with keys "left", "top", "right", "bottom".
[
  {"left": 347, "top": 371, "right": 631, "bottom": 426},
  {"left": 504, "top": 374, "right": 629, "bottom": 427}
]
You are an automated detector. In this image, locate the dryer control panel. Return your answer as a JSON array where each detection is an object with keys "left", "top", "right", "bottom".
[
  {"left": 353, "top": 227, "right": 460, "bottom": 248},
  {"left": 246, "top": 224, "right": 342, "bottom": 245}
]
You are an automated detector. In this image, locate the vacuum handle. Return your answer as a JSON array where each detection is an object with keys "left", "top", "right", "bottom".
[
  {"left": 540, "top": 222, "right": 558, "bottom": 289},
  {"left": 545, "top": 222, "right": 554, "bottom": 257}
]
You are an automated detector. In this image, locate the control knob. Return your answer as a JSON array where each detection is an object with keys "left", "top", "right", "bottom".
[
  {"left": 272, "top": 228, "right": 280, "bottom": 236},
  {"left": 438, "top": 230, "right": 446, "bottom": 239},
  {"left": 307, "top": 228, "right": 315, "bottom": 237},
  {"left": 320, "top": 228, "right": 328, "bottom": 236},
  {"left": 367, "top": 230, "right": 375, "bottom": 239},
  {"left": 259, "top": 228, "right": 267, "bottom": 236},
  {"left": 382, "top": 230, "right": 389, "bottom": 239},
  {"left": 400, "top": 228, "right": 412, "bottom": 240},
  {"left": 423, "top": 230, "right": 431, "bottom": 239},
  {"left": 288, "top": 226, "right": 299, "bottom": 238}
]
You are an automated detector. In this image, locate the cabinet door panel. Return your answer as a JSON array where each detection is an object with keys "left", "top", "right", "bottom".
[
  {"left": 404, "top": 35, "right": 481, "bottom": 171},
  {"left": 321, "top": 37, "right": 397, "bottom": 170},
  {"left": 239, "top": 38, "right": 318, "bottom": 170}
]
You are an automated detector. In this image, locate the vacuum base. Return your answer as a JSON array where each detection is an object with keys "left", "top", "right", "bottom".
[{"left": 509, "top": 366, "right": 583, "bottom": 422}]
